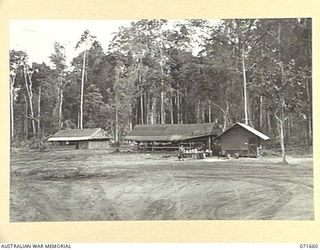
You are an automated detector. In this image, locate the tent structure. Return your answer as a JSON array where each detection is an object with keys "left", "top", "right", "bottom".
[{"left": 217, "top": 123, "right": 270, "bottom": 157}]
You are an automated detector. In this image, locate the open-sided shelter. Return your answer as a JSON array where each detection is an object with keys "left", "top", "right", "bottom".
[
  {"left": 125, "top": 123, "right": 220, "bottom": 151},
  {"left": 218, "top": 123, "right": 270, "bottom": 157},
  {"left": 48, "top": 128, "right": 111, "bottom": 149}
]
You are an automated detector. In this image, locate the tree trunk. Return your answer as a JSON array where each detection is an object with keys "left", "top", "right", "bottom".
[
  {"left": 223, "top": 113, "right": 227, "bottom": 131},
  {"left": 276, "top": 98, "right": 288, "bottom": 165},
  {"left": 177, "top": 84, "right": 181, "bottom": 124},
  {"left": 114, "top": 66, "right": 120, "bottom": 142},
  {"left": 58, "top": 76, "right": 64, "bottom": 129},
  {"left": 145, "top": 92, "right": 149, "bottom": 124},
  {"left": 114, "top": 92, "right": 118, "bottom": 142},
  {"left": 208, "top": 101, "right": 212, "bottom": 123},
  {"left": 157, "top": 24, "right": 165, "bottom": 125},
  {"left": 80, "top": 50, "right": 86, "bottom": 129},
  {"left": 304, "top": 18, "right": 312, "bottom": 147},
  {"left": 287, "top": 116, "right": 291, "bottom": 145},
  {"left": 128, "top": 102, "right": 133, "bottom": 132},
  {"left": 160, "top": 87, "right": 165, "bottom": 124},
  {"left": 139, "top": 74, "right": 144, "bottom": 125},
  {"left": 135, "top": 102, "right": 139, "bottom": 126},
  {"left": 290, "top": 116, "right": 294, "bottom": 144},
  {"left": 115, "top": 104, "right": 118, "bottom": 142},
  {"left": 259, "top": 96, "right": 263, "bottom": 130},
  {"left": 10, "top": 75, "right": 15, "bottom": 139},
  {"left": 211, "top": 101, "right": 229, "bottom": 131},
  {"left": 151, "top": 97, "right": 157, "bottom": 125},
  {"left": 58, "top": 78, "right": 63, "bottom": 129},
  {"left": 277, "top": 23, "right": 288, "bottom": 165},
  {"left": 183, "top": 88, "right": 188, "bottom": 124},
  {"left": 279, "top": 119, "right": 286, "bottom": 164},
  {"left": 77, "top": 110, "right": 80, "bottom": 129},
  {"left": 201, "top": 102, "right": 205, "bottom": 123},
  {"left": 23, "top": 65, "right": 36, "bottom": 136},
  {"left": 241, "top": 46, "right": 249, "bottom": 125},
  {"left": 267, "top": 113, "right": 271, "bottom": 135},
  {"left": 58, "top": 88, "right": 64, "bottom": 129},
  {"left": 305, "top": 78, "right": 312, "bottom": 146},
  {"left": 196, "top": 101, "right": 201, "bottom": 123},
  {"left": 275, "top": 114, "right": 288, "bottom": 165},
  {"left": 140, "top": 94, "right": 144, "bottom": 125},
  {"left": 170, "top": 96, "right": 174, "bottom": 124},
  {"left": 24, "top": 95, "right": 28, "bottom": 139},
  {"left": 37, "top": 85, "right": 42, "bottom": 138},
  {"left": 129, "top": 107, "right": 133, "bottom": 131}
]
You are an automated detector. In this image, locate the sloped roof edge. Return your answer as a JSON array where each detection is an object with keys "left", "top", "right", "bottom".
[
  {"left": 125, "top": 133, "right": 215, "bottom": 142},
  {"left": 125, "top": 123, "right": 220, "bottom": 142},
  {"left": 219, "top": 123, "right": 270, "bottom": 140},
  {"left": 48, "top": 136, "right": 92, "bottom": 141},
  {"left": 48, "top": 128, "right": 111, "bottom": 141}
]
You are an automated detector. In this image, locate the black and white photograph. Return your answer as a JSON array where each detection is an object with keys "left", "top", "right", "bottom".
[{"left": 9, "top": 18, "right": 313, "bottom": 222}]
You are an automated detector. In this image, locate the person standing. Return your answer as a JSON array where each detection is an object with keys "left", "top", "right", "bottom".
[{"left": 178, "top": 145, "right": 185, "bottom": 161}]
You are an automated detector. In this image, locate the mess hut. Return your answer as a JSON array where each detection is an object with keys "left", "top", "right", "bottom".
[{"left": 125, "top": 123, "right": 220, "bottom": 152}]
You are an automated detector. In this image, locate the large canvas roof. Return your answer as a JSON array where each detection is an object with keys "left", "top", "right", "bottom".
[
  {"left": 125, "top": 123, "right": 220, "bottom": 142},
  {"left": 48, "top": 128, "right": 111, "bottom": 142}
]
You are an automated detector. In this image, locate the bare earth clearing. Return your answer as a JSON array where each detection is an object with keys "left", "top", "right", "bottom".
[{"left": 10, "top": 149, "right": 314, "bottom": 221}]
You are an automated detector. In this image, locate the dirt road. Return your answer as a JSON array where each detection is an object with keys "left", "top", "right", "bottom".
[{"left": 10, "top": 150, "right": 314, "bottom": 221}]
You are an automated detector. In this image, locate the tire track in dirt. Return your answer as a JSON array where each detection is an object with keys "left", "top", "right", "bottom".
[
  {"left": 91, "top": 170, "right": 154, "bottom": 220},
  {"left": 85, "top": 179, "right": 119, "bottom": 221},
  {"left": 138, "top": 168, "right": 191, "bottom": 220},
  {"left": 11, "top": 177, "right": 66, "bottom": 221},
  {"left": 212, "top": 177, "right": 301, "bottom": 220},
  {"left": 258, "top": 188, "right": 295, "bottom": 220},
  {"left": 10, "top": 151, "right": 313, "bottom": 221},
  {"left": 139, "top": 169, "right": 177, "bottom": 220},
  {"left": 143, "top": 168, "right": 213, "bottom": 220},
  {"left": 162, "top": 169, "right": 183, "bottom": 218}
]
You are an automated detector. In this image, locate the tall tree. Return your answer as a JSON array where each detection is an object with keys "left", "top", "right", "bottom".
[
  {"left": 250, "top": 19, "right": 309, "bottom": 163},
  {"left": 23, "top": 61, "right": 37, "bottom": 136},
  {"left": 49, "top": 42, "right": 68, "bottom": 129},
  {"left": 75, "top": 30, "right": 96, "bottom": 129},
  {"left": 31, "top": 62, "right": 52, "bottom": 137},
  {"left": 9, "top": 50, "right": 27, "bottom": 139}
]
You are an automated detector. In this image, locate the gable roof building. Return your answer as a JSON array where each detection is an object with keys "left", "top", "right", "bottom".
[
  {"left": 218, "top": 123, "right": 270, "bottom": 157},
  {"left": 219, "top": 123, "right": 270, "bottom": 140},
  {"left": 48, "top": 128, "right": 111, "bottom": 149}
]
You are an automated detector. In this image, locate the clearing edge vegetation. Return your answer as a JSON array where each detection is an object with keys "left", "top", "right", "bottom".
[{"left": 10, "top": 149, "right": 313, "bottom": 221}]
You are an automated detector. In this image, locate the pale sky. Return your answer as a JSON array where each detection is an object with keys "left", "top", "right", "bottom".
[
  {"left": 10, "top": 19, "right": 219, "bottom": 66},
  {"left": 10, "top": 20, "right": 134, "bottom": 65}
]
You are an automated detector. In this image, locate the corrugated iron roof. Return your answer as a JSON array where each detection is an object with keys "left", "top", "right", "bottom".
[
  {"left": 219, "top": 123, "right": 270, "bottom": 140},
  {"left": 125, "top": 123, "right": 220, "bottom": 142},
  {"left": 48, "top": 128, "right": 111, "bottom": 141}
]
